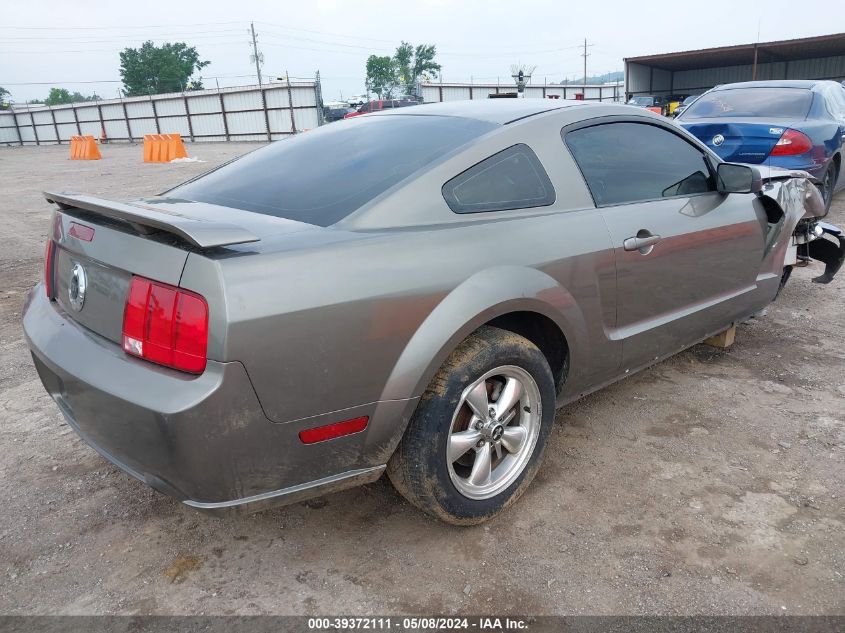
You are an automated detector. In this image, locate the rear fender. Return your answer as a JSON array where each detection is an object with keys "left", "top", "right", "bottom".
[
  {"left": 378, "top": 265, "right": 585, "bottom": 406},
  {"left": 369, "top": 266, "right": 586, "bottom": 461}
]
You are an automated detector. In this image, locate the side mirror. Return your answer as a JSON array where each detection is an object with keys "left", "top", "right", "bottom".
[{"left": 716, "top": 162, "right": 762, "bottom": 194}]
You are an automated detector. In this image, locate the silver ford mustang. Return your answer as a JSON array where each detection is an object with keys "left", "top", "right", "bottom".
[{"left": 23, "top": 100, "right": 845, "bottom": 524}]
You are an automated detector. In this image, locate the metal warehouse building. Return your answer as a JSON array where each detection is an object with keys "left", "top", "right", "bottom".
[{"left": 624, "top": 32, "right": 845, "bottom": 98}]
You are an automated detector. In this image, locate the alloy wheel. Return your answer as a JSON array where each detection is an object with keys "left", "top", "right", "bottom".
[{"left": 446, "top": 365, "right": 542, "bottom": 500}]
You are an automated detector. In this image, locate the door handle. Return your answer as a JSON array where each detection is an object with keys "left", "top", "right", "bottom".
[{"left": 623, "top": 234, "right": 662, "bottom": 252}]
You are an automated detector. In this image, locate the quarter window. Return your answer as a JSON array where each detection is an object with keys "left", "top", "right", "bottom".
[
  {"left": 442, "top": 144, "right": 555, "bottom": 214},
  {"left": 564, "top": 122, "right": 715, "bottom": 206}
]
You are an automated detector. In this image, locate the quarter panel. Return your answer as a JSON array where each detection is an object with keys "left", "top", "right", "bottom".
[{"left": 199, "top": 209, "right": 617, "bottom": 424}]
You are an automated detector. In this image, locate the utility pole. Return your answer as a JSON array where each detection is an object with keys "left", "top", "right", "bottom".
[
  {"left": 250, "top": 22, "right": 263, "bottom": 86},
  {"left": 581, "top": 38, "right": 590, "bottom": 87}
]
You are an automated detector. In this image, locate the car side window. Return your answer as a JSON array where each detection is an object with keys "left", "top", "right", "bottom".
[
  {"left": 442, "top": 144, "right": 555, "bottom": 214},
  {"left": 563, "top": 122, "right": 715, "bottom": 206}
]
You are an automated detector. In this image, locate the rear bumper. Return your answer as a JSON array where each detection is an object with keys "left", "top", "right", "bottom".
[{"left": 23, "top": 286, "right": 412, "bottom": 513}]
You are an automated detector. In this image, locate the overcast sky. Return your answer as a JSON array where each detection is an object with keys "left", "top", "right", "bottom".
[{"left": 2, "top": 0, "right": 843, "bottom": 102}]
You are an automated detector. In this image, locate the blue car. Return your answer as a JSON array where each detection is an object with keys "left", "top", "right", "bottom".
[{"left": 676, "top": 80, "right": 845, "bottom": 211}]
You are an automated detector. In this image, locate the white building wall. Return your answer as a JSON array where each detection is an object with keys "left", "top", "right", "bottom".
[
  {"left": 1, "top": 81, "right": 321, "bottom": 146},
  {"left": 419, "top": 83, "right": 623, "bottom": 103}
]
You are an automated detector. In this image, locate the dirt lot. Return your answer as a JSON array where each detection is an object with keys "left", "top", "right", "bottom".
[{"left": 0, "top": 143, "right": 843, "bottom": 616}]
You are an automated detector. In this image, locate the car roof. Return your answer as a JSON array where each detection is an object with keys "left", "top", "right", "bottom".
[
  {"left": 371, "top": 98, "right": 587, "bottom": 125},
  {"left": 712, "top": 80, "right": 820, "bottom": 91}
]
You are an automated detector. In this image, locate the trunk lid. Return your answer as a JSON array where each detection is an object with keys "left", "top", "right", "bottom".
[
  {"left": 679, "top": 119, "right": 789, "bottom": 164},
  {"left": 46, "top": 193, "right": 317, "bottom": 346}
]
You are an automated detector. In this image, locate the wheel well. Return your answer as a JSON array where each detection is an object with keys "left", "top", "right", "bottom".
[
  {"left": 757, "top": 194, "right": 784, "bottom": 224},
  {"left": 485, "top": 311, "right": 569, "bottom": 393}
]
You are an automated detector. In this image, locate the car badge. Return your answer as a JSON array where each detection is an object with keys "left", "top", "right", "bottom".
[
  {"left": 712, "top": 134, "right": 725, "bottom": 147},
  {"left": 769, "top": 127, "right": 784, "bottom": 135},
  {"left": 68, "top": 262, "right": 87, "bottom": 312}
]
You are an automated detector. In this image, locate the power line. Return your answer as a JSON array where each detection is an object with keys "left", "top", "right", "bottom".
[
  {"left": 0, "top": 42, "right": 247, "bottom": 54},
  {"left": 0, "top": 21, "right": 249, "bottom": 30},
  {"left": 255, "top": 21, "right": 397, "bottom": 44},
  {"left": 260, "top": 30, "right": 393, "bottom": 52},
  {"left": 0, "top": 29, "right": 244, "bottom": 41},
  {"left": 1, "top": 74, "right": 267, "bottom": 86}
]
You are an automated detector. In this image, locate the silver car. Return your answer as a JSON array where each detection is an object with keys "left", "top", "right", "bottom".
[{"left": 23, "top": 100, "right": 844, "bottom": 525}]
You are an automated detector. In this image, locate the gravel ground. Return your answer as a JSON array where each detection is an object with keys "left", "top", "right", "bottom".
[{"left": 0, "top": 142, "right": 843, "bottom": 615}]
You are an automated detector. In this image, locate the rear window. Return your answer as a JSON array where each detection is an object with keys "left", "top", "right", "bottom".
[
  {"left": 169, "top": 115, "right": 495, "bottom": 226},
  {"left": 681, "top": 88, "right": 813, "bottom": 119}
]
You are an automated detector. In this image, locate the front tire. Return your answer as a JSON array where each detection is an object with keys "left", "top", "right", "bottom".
[{"left": 387, "top": 326, "right": 556, "bottom": 525}]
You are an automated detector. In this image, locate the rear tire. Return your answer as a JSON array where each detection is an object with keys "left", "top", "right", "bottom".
[
  {"left": 819, "top": 162, "right": 837, "bottom": 213},
  {"left": 387, "top": 326, "right": 556, "bottom": 525}
]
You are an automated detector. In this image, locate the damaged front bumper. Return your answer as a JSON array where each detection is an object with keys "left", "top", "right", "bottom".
[{"left": 758, "top": 165, "right": 844, "bottom": 285}]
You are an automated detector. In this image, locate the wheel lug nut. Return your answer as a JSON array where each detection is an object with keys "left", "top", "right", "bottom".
[
  {"left": 488, "top": 407, "right": 495, "bottom": 417},
  {"left": 476, "top": 440, "right": 484, "bottom": 448}
]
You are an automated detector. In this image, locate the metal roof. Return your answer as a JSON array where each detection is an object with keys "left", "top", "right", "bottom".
[
  {"left": 372, "top": 98, "right": 587, "bottom": 124},
  {"left": 625, "top": 32, "right": 845, "bottom": 71}
]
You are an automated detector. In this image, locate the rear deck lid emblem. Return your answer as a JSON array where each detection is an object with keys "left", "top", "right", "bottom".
[
  {"left": 712, "top": 134, "right": 725, "bottom": 147},
  {"left": 68, "top": 263, "right": 87, "bottom": 312}
]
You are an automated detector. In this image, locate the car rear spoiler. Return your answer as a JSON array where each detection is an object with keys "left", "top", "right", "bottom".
[{"left": 44, "top": 191, "right": 260, "bottom": 248}]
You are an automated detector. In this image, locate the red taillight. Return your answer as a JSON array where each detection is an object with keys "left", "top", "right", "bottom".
[
  {"left": 122, "top": 276, "right": 208, "bottom": 374},
  {"left": 770, "top": 129, "right": 813, "bottom": 156},
  {"left": 299, "top": 416, "right": 369, "bottom": 444},
  {"left": 44, "top": 239, "right": 56, "bottom": 299}
]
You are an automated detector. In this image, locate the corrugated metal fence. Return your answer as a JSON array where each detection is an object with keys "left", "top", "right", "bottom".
[
  {"left": 420, "top": 82, "right": 624, "bottom": 102},
  {"left": 0, "top": 80, "right": 322, "bottom": 146}
]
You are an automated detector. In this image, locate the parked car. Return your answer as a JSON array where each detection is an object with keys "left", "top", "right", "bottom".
[
  {"left": 24, "top": 100, "right": 844, "bottom": 525},
  {"left": 323, "top": 106, "right": 356, "bottom": 122},
  {"left": 672, "top": 94, "right": 700, "bottom": 118},
  {"left": 675, "top": 80, "right": 845, "bottom": 210},
  {"left": 344, "top": 98, "right": 419, "bottom": 118},
  {"left": 347, "top": 94, "right": 368, "bottom": 107},
  {"left": 626, "top": 94, "right": 669, "bottom": 116}
]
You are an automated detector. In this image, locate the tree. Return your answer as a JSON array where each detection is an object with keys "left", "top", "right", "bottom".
[
  {"left": 365, "top": 42, "right": 441, "bottom": 99},
  {"left": 119, "top": 41, "right": 209, "bottom": 96},
  {"left": 44, "top": 88, "right": 100, "bottom": 106},
  {"left": 408, "top": 43, "right": 440, "bottom": 91},
  {"left": 365, "top": 55, "right": 400, "bottom": 99},
  {"left": 0, "top": 86, "right": 10, "bottom": 110},
  {"left": 394, "top": 42, "right": 414, "bottom": 92}
]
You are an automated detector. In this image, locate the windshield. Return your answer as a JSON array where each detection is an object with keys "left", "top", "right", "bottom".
[
  {"left": 169, "top": 115, "right": 496, "bottom": 226},
  {"left": 628, "top": 96, "right": 654, "bottom": 106},
  {"left": 682, "top": 95, "right": 698, "bottom": 105},
  {"left": 681, "top": 88, "right": 813, "bottom": 119}
]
